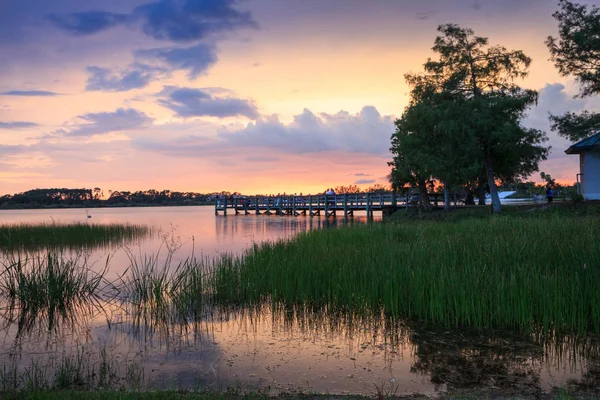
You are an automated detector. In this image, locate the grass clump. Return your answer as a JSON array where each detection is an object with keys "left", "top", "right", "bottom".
[
  {"left": 119, "top": 246, "right": 211, "bottom": 326},
  {"left": 211, "top": 212, "right": 600, "bottom": 334},
  {"left": 0, "top": 222, "right": 150, "bottom": 251},
  {"left": 0, "top": 252, "right": 111, "bottom": 334}
]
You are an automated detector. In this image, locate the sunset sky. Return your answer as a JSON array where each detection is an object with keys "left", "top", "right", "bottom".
[{"left": 1, "top": 0, "right": 599, "bottom": 196}]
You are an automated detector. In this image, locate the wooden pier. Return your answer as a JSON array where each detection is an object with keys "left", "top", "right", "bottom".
[
  {"left": 215, "top": 192, "right": 467, "bottom": 218},
  {"left": 215, "top": 193, "right": 401, "bottom": 218}
]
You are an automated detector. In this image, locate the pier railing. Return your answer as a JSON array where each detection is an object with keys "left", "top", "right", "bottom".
[{"left": 215, "top": 192, "right": 466, "bottom": 217}]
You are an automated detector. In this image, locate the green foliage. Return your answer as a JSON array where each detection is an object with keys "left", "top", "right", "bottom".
[
  {"left": 0, "top": 188, "right": 216, "bottom": 209},
  {"left": 547, "top": 1, "right": 600, "bottom": 142},
  {"left": 550, "top": 110, "right": 600, "bottom": 143},
  {"left": 546, "top": 0, "right": 600, "bottom": 98},
  {"left": 571, "top": 193, "right": 585, "bottom": 203},
  {"left": 390, "top": 24, "right": 549, "bottom": 213},
  {"left": 423, "top": 24, "right": 531, "bottom": 96},
  {"left": 540, "top": 172, "right": 556, "bottom": 186}
]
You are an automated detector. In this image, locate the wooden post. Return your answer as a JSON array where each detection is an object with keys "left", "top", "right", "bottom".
[
  {"left": 332, "top": 195, "right": 337, "bottom": 218},
  {"left": 366, "top": 193, "right": 371, "bottom": 219},
  {"left": 266, "top": 196, "right": 271, "bottom": 215},
  {"left": 324, "top": 194, "right": 329, "bottom": 216},
  {"left": 278, "top": 196, "right": 283, "bottom": 215},
  {"left": 293, "top": 196, "right": 297, "bottom": 216},
  {"left": 255, "top": 197, "right": 260, "bottom": 214},
  {"left": 309, "top": 195, "right": 313, "bottom": 216},
  {"left": 223, "top": 197, "right": 227, "bottom": 216},
  {"left": 343, "top": 194, "right": 348, "bottom": 218}
]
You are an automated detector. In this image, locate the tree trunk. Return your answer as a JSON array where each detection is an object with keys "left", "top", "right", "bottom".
[
  {"left": 417, "top": 178, "right": 433, "bottom": 212},
  {"left": 477, "top": 170, "right": 486, "bottom": 206},
  {"left": 485, "top": 156, "right": 502, "bottom": 214},
  {"left": 443, "top": 181, "right": 451, "bottom": 211},
  {"left": 465, "top": 189, "right": 475, "bottom": 206}
]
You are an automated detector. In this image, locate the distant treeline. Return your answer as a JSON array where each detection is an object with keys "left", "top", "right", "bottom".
[{"left": 0, "top": 188, "right": 228, "bottom": 209}]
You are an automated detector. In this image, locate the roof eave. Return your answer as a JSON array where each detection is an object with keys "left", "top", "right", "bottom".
[{"left": 565, "top": 145, "right": 597, "bottom": 155}]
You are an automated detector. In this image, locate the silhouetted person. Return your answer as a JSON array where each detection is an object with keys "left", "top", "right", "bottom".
[{"left": 546, "top": 185, "right": 554, "bottom": 204}]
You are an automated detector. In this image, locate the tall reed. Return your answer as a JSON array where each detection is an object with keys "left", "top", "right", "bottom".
[
  {"left": 119, "top": 246, "right": 211, "bottom": 326},
  {"left": 0, "top": 222, "right": 150, "bottom": 251},
  {"left": 0, "top": 252, "right": 111, "bottom": 334},
  {"left": 210, "top": 213, "right": 600, "bottom": 334}
]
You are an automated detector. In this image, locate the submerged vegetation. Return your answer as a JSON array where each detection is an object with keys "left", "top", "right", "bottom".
[
  {"left": 0, "top": 252, "right": 113, "bottom": 335},
  {"left": 0, "top": 222, "right": 151, "bottom": 251}
]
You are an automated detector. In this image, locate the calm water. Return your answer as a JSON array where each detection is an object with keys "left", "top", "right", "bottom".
[
  {"left": 0, "top": 206, "right": 597, "bottom": 396},
  {"left": 0, "top": 206, "right": 373, "bottom": 280}
]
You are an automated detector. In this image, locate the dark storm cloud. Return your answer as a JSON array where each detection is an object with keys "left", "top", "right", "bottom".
[
  {"left": 0, "top": 90, "right": 59, "bottom": 96},
  {"left": 47, "top": 0, "right": 256, "bottom": 42},
  {"left": 158, "top": 86, "right": 259, "bottom": 119},
  {"left": 135, "top": 43, "right": 218, "bottom": 78},
  {"left": 0, "top": 121, "right": 39, "bottom": 129}
]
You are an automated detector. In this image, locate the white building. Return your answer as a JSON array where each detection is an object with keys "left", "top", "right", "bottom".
[{"left": 565, "top": 132, "right": 600, "bottom": 200}]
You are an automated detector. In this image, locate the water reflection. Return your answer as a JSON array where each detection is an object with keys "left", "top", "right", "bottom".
[
  {"left": 1, "top": 295, "right": 599, "bottom": 396},
  {"left": 0, "top": 207, "right": 598, "bottom": 396},
  {"left": 214, "top": 214, "right": 376, "bottom": 246}
]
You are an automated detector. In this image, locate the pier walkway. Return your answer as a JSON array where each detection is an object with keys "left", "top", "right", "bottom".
[
  {"left": 214, "top": 192, "right": 465, "bottom": 218},
  {"left": 215, "top": 193, "right": 396, "bottom": 218}
]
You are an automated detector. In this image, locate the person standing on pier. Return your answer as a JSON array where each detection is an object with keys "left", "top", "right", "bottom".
[{"left": 325, "top": 188, "right": 335, "bottom": 207}]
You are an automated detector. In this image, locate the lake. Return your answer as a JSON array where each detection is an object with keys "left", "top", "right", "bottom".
[{"left": 0, "top": 206, "right": 597, "bottom": 396}]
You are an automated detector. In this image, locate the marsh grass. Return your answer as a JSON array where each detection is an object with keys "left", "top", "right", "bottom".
[
  {"left": 0, "top": 222, "right": 150, "bottom": 251},
  {"left": 119, "top": 243, "right": 212, "bottom": 328},
  {"left": 210, "top": 213, "right": 600, "bottom": 334},
  {"left": 0, "top": 346, "right": 144, "bottom": 393},
  {"left": 0, "top": 252, "right": 113, "bottom": 334}
]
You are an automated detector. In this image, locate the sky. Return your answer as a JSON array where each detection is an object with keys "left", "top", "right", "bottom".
[{"left": 1, "top": 0, "right": 598, "bottom": 196}]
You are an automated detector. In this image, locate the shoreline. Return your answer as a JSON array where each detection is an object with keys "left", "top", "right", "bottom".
[{"left": 0, "top": 203, "right": 214, "bottom": 211}]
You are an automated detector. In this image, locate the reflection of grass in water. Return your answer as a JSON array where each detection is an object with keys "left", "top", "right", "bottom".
[
  {"left": 0, "top": 252, "right": 113, "bottom": 335},
  {"left": 119, "top": 243, "right": 210, "bottom": 330},
  {"left": 0, "top": 222, "right": 150, "bottom": 251},
  {"left": 0, "top": 345, "right": 144, "bottom": 393},
  {"left": 210, "top": 215, "right": 600, "bottom": 335}
]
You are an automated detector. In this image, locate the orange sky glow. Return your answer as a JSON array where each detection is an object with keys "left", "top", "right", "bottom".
[{"left": 1, "top": 0, "right": 597, "bottom": 195}]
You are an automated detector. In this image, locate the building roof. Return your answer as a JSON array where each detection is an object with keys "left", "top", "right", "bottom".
[{"left": 565, "top": 132, "right": 600, "bottom": 155}]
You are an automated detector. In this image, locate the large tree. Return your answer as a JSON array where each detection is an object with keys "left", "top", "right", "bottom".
[
  {"left": 546, "top": 0, "right": 600, "bottom": 141},
  {"left": 413, "top": 24, "right": 546, "bottom": 213},
  {"left": 391, "top": 25, "right": 549, "bottom": 213}
]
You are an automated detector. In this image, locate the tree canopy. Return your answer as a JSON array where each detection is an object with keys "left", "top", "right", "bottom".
[
  {"left": 390, "top": 25, "right": 549, "bottom": 213},
  {"left": 546, "top": 0, "right": 600, "bottom": 141}
]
